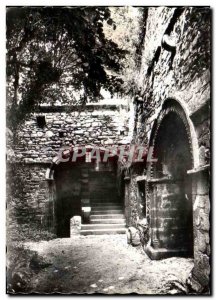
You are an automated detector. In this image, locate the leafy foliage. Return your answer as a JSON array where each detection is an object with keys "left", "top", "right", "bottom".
[
  {"left": 6, "top": 6, "right": 127, "bottom": 129},
  {"left": 104, "top": 7, "right": 144, "bottom": 95}
]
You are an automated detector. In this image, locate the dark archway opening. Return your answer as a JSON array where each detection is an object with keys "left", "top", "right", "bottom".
[
  {"left": 147, "top": 110, "right": 193, "bottom": 259},
  {"left": 54, "top": 162, "right": 83, "bottom": 237},
  {"left": 54, "top": 153, "right": 122, "bottom": 237}
]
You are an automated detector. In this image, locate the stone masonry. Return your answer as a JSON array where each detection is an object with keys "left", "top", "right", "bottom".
[
  {"left": 7, "top": 6, "right": 211, "bottom": 294},
  {"left": 7, "top": 101, "right": 131, "bottom": 239},
  {"left": 123, "top": 7, "right": 210, "bottom": 293},
  {"left": 9, "top": 103, "right": 131, "bottom": 163}
]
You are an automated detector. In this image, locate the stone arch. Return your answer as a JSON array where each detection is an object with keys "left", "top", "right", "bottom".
[
  {"left": 147, "top": 98, "right": 199, "bottom": 173},
  {"left": 45, "top": 155, "right": 62, "bottom": 180},
  {"left": 45, "top": 153, "right": 88, "bottom": 237},
  {"left": 145, "top": 98, "right": 197, "bottom": 259},
  {"left": 45, "top": 154, "right": 80, "bottom": 236},
  {"left": 45, "top": 147, "right": 125, "bottom": 236}
]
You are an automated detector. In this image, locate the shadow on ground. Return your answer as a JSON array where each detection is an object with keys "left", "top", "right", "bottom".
[{"left": 7, "top": 234, "right": 194, "bottom": 294}]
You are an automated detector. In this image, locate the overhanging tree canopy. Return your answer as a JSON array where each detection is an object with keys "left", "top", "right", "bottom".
[{"left": 6, "top": 6, "right": 127, "bottom": 130}]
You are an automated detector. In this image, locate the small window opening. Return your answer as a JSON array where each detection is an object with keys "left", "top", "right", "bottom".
[
  {"left": 59, "top": 131, "right": 64, "bottom": 138},
  {"left": 36, "top": 116, "right": 46, "bottom": 128}
]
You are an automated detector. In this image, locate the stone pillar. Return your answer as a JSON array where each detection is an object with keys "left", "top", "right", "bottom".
[
  {"left": 146, "top": 177, "right": 193, "bottom": 259},
  {"left": 70, "top": 216, "right": 81, "bottom": 236},
  {"left": 80, "top": 169, "right": 91, "bottom": 224},
  {"left": 150, "top": 183, "right": 160, "bottom": 249},
  {"left": 47, "top": 180, "right": 57, "bottom": 233},
  {"left": 187, "top": 165, "right": 210, "bottom": 293}
]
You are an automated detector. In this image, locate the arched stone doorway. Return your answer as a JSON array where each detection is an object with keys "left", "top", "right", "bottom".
[
  {"left": 54, "top": 162, "right": 82, "bottom": 237},
  {"left": 146, "top": 100, "right": 194, "bottom": 259},
  {"left": 46, "top": 147, "right": 126, "bottom": 237}
]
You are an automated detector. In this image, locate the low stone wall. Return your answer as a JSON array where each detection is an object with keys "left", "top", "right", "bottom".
[
  {"left": 7, "top": 103, "right": 131, "bottom": 239},
  {"left": 7, "top": 162, "right": 53, "bottom": 241}
]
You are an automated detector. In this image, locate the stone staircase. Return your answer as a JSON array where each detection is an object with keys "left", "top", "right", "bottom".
[
  {"left": 80, "top": 170, "right": 126, "bottom": 235},
  {"left": 81, "top": 202, "right": 126, "bottom": 235}
]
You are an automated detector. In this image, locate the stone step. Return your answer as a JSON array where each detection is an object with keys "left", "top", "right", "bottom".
[
  {"left": 91, "top": 202, "right": 123, "bottom": 207},
  {"left": 90, "top": 192, "right": 116, "bottom": 195},
  {"left": 80, "top": 228, "right": 126, "bottom": 235},
  {"left": 90, "top": 192, "right": 118, "bottom": 195},
  {"left": 91, "top": 199, "right": 119, "bottom": 203},
  {"left": 90, "top": 218, "right": 126, "bottom": 224},
  {"left": 91, "top": 209, "right": 123, "bottom": 215},
  {"left": 90, "top": 214, "right": 125, "bottom": 220},
  {"left": 90, "top": 182, "right": 116, "bottom": 186},
  {"left": 91, "top": 188, "right": 117, "bottom": 190},
  {"left": 89, "top": 171, "right": 115, "bottom": 175},
  {"left": 90, "top": 183, "right": 115, "bottom": 185},
  {"left": 81, "top": 174, "right": 89, "bottom": 178},
  {"left": 81, "top": 223, "right": 126, "bottom": 230},
  {"left": 91, "top": 206, "right": 123, "bottom": 211},
  {"left": 91, "top": 196, "right": 119, "bottom": 200},
  {"left": 89, "top": 191, "right": 118, "bottom": 198},
  {"left": 89, "top": 182, "right": 116, "bottom": 186}
]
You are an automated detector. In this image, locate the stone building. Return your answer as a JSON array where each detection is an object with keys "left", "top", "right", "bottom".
[
  {"left": 7, "top": 6, "right": 210, "bottom": 294},
  {"left": 121, "top": 7, "right": 210, "bottom": 292},
  {"left": 7, "top": 99, "right": 132, "bottom": 237}
]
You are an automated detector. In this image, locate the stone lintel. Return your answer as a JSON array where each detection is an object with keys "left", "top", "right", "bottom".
[
  {"left": 7, "top": 161, "right": 51, "bottom": 166},
  {"left": 187, "top": 164, "right": 210, "bottom": 175},
  {"left": 147, "top": 176, "right": 178, "bottom": 184},
  {"left": 136, "top": 175, "right": 147, "bottom": 183},
  {"left": 37, "top": 104, "right": 126, "bottom": 113}
]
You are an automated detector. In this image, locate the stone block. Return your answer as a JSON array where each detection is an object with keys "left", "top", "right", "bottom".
[
  {"left": 196, "top": 172, "right": 210, "bottom": 195},
  {"left": 74, "top": 130, "right": 84, "bottom": 135},
  {"left": 65, "top": 118, "right": 72, "bottom": 123},
  {"left": 92, "top": 122, "right": 100, "bottom": 127},
  {"left": 197, "top": 195, "right": 208, "bottom": 209},
  {"left": 187, "top": 273, "right": 204, "bottom": 293},
  {"left": 70, "top": 216, "right": 81, "bottom": 236},
  {"left": 37, "top": 131, "right": 44, "bottom": 137},
  {"left": 104, "top": 139, "right": 114, "bottom": 145},
  {"left": 24, "top": 158, "right": 34, "bottom": 163},
  {"left": 196, "top": 232, "right": 207, "bottom": 253},
  {"left": 53, "top": 121, "right": 64, "bottom": 125},
  {"left": 82, "top": 123, "right": 91, "bottom": 128},
  {"left": 45, "top": 131, "right": 54, "bottom": 138},
  {"left": 199, "top": 210, "right": 210, "bottom": 231},
  {"left": 193, "top": 255, "right": 210, "bottom": 288}
]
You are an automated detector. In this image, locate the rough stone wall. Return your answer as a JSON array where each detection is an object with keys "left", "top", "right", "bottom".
[
  {"left": 188, "top": 167, "right": 210, "bottom": 292},
  {"left": 7, "top": 163, "right": 53, "bottom": 241},
  {"left": 7, "top": 103, "right": 131, "bottom": 239},
  {"left": 127, "top": 7, "right": 210, "bottom": 292},
  {"left": 124, "top": 177, "right": 139, "bottom": 226},
  {"left": 124, "top": 167, "right": 146, "bottom": 226},
  {"left": 135, "top": 7, "right": 210, "bottom": 152},
  {"left": 10, "top": 104, "right": 130, "bottom": 163}
]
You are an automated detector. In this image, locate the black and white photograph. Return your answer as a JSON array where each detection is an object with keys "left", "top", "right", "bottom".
[{"left": 6, "top": 5, "right": 211, "bottom": 295}]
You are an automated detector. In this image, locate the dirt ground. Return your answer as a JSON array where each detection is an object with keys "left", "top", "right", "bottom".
[{"left": 22, "top": 234, "right": 194, "bottom": 295}]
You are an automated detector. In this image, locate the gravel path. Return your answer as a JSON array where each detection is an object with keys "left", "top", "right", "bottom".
[{"left": 24, "top": 234, "right": 194, "bottom": 294}]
